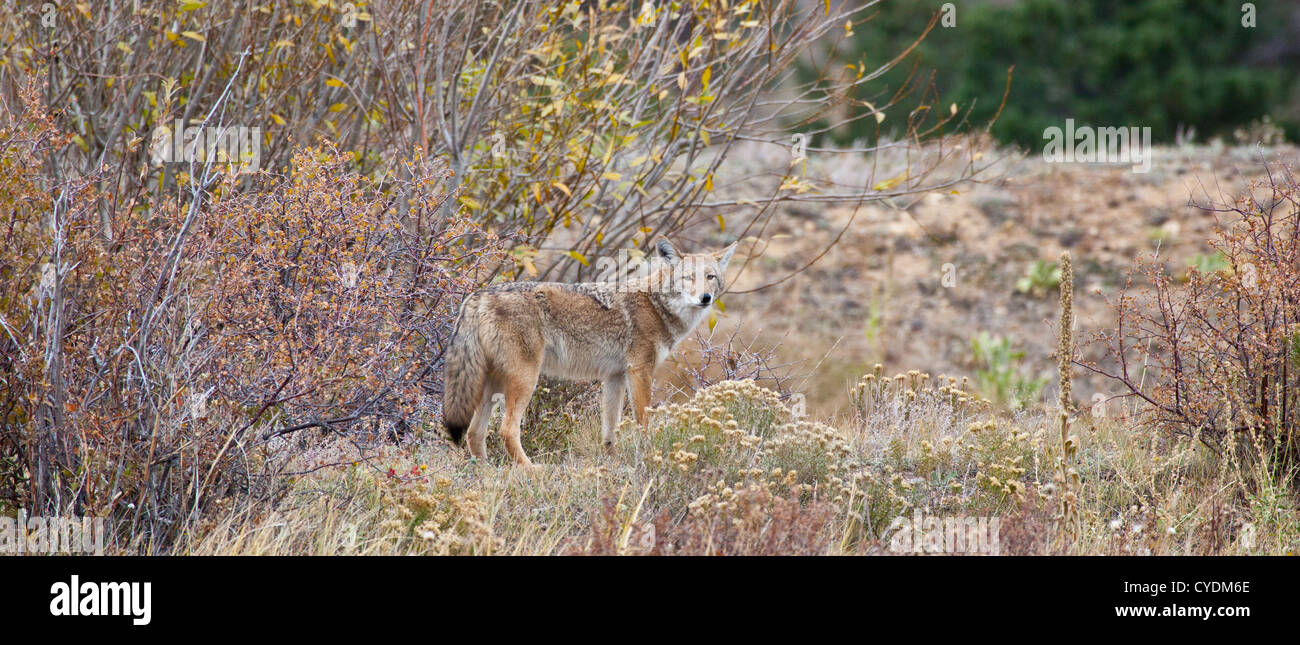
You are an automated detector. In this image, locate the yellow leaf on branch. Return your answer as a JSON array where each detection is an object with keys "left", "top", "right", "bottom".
[
  {"left": 565, "top": 250, "right": 589, "bottom": 266},
  {"left": 872, "top": 171, "right": 909, "bottom": 192}
]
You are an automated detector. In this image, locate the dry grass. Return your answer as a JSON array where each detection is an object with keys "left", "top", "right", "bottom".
[{"left": 175, "top": 373, "right": 1297, "bottom": 556}]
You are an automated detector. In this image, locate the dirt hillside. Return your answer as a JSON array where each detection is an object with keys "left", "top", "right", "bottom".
[{"left": 704, "top": 143, "right": 1299, "bottom": 414}]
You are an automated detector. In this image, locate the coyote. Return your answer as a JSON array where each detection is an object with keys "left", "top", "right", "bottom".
[{"left": 442, "top": 238, "right": 737, "bottom": 465}]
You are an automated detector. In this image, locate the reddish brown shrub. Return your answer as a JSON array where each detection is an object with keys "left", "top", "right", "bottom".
[
  {"left": 1084, "top": 162, "right": 1300, "bottom": 465},
  {"left": 0, "top": 87, "right": 503, "bottom": 549}
]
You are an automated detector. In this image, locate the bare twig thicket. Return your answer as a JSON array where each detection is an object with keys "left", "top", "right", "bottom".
[
  {"left": 1083, "top": 162, "right": 1300, "bottom": 470},
  {"left": 1, "top": 82, "right": 504, "bottom": 547},
  {"left": 2, "top": 0, "right": 995, "bottom": 279},
  {"left": 664, "top": 326, "right": 802, "bottom": 398}
]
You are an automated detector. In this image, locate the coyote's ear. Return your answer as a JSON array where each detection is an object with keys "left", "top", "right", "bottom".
[
  {"left": 656, "top": 237, "right": 681, "bottom": 265},
  {"left": 716, "top": 242, "right": 738, "bottom": 273}
]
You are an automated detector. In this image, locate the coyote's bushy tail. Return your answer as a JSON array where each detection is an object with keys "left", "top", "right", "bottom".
[{"left": 442, "top": 301, "right": 486, "bottom": 445}]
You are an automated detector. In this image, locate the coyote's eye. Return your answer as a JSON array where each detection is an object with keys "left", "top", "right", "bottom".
[{"left": 706, "top": 273, "right": 716, "bottom": 281}]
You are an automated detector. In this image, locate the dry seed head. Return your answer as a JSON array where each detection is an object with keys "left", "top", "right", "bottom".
[{"left": 1057, "top": 250, "right": 1074, "bottom": 409}]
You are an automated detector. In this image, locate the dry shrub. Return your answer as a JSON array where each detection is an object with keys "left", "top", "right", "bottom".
[
  {"left": 0, "top": 90, "right": 502, "bottom": 549},
  {"left": 637, "top": 380, "right": 861, "bottom": 540},
  {"left": 664, "top": 327, "right": 802, "bottom": 401},
  {"left": 201, "top": 146, "right": 502, "bottom": 440},
  {"left": 842, "top": 365, "right": 1054, "bottom": 546},
  {"left": 644, "top": 379, "right": 794, "bottom": 512},
  {"left": 962, "top": 420, "right": 1043, "bottom": 506},
  {"left": 849, "top": 366, "right": 989, "bottom": 437},
  {"left": 757, "top": 420, "right": 855, "bottom": 501},
  {"left": 561, "top": 380, "right": 859, "bottom": 555},
  {"left": 377, "top": 475, "right": 500, "bottom": 556},
  {"left": 509, "top": 380, "right": 601, "bottom": 464},
  {"left": 1, "top": 0, "right": 985, "bottom": 283},
  {"left": 1086, "top": 162, "right": 1300, "bottom": 468}
]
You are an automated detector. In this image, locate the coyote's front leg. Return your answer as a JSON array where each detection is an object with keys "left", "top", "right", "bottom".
[
  {"left": 628, "top": 363, "right": 654, "bottom": 428},
  {"left": 601, "top": 375, "right": 625, "bottom": 447}
]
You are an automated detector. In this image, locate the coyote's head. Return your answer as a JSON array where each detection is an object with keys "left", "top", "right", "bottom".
[{"left": 651, "top": 237, "right": 738, "bottom": 311}]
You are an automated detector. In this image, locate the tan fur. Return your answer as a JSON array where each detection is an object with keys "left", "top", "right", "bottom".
[{"left": 442, "top": 238, "right": 737, "bottom": 465}]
